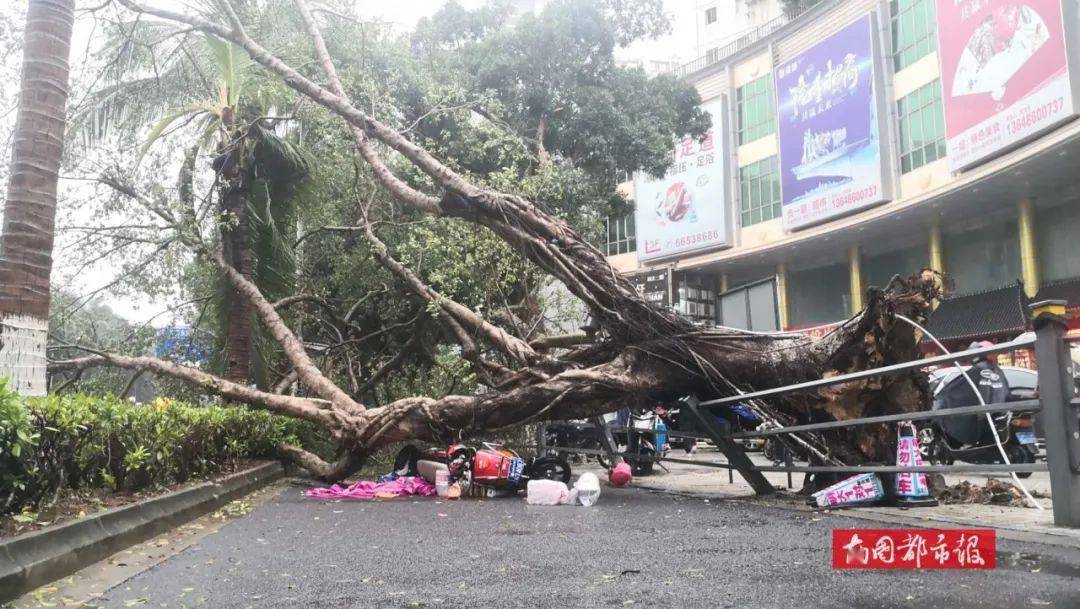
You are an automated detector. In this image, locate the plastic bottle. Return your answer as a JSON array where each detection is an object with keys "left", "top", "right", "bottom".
[{"left": 435, "top": 469, "right": 450, "bottom": 498}]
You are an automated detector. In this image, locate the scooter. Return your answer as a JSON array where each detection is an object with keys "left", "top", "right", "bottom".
[
  {"left": 921, "top": 367, "right": 1038, "bottom": 478},
  {"left": 601, "top": 408, "right": 669, "bottom": 476},
  {"left": 393, "top": 443, "right": 572, "bottom": 497},
  {"left": 664, "top": 402, "right": 764, "bottom": 453}
]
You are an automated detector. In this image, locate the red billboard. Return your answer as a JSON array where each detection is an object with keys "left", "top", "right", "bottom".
[{"left": 936, "top": 0, "right": 1075, "bottom": 171}]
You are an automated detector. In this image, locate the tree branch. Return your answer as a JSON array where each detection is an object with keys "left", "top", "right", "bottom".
[
  {"left": 49, "top": 352, "right": 338, "bottom": 427},
  {"left": 529, "top": 334, "right": 593, "bottom": 351},
  {"left": 360, "top": 218, "right": 539, "bottom": 367}
]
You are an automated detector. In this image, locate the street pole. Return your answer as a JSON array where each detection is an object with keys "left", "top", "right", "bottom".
[
  {"left": 1030, "top": 300, "right": 1080, "bottom": 528},
  {"left": 681, "top": 395, "right": 775, "bottom": 495}
]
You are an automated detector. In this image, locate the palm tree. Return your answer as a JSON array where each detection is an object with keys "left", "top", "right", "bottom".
[
  {"left": 0, "top": 0, "right": 75, "bottom": 396},
  {"left": 79, "top": 30, "right": 310, "bottom": 387}
]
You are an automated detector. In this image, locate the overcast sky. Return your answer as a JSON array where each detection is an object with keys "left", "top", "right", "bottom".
[{"left": 360, "top": 0, "right": 699, "bottom": 63}]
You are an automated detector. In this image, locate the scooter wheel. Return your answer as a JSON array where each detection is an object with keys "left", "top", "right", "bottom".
[
  {"left": 631, "top": 448, "right": 655, "bottom": 476},
  {"left": 1005, "top": 444, "right": 1034, "bottom": 478},
  {"left": 927, "top": 439, "right": 953, "bottom": 466},
  {"left": 531, "top": 456, "right": 572, "bottom": 484}
]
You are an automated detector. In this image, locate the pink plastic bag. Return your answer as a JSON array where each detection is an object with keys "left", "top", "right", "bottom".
[
  {"left": 305, "top": 476, "right": 437, "bottom": 501},
  {"left": 525, "top": 479, "right": 570, "bottom": 505}
]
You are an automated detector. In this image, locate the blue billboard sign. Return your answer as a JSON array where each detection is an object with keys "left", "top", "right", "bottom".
[{"left": 774, "top": 15, "right": 891, "bottom": 230}]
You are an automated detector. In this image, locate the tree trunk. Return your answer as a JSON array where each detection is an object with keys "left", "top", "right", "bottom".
[
  {"left": 221, "top": 187, "right": 255, "bottom": 384},
  {"left": 217, "top": 121, "right": 255, "bottom": 384},
  {"left": 0, "top": 0, "right": 74, "bottom": 396}
]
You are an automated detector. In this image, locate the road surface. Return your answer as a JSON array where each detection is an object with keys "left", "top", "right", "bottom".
[{"left": 90, "top": 482, "right": 1078, "bottom": 609}]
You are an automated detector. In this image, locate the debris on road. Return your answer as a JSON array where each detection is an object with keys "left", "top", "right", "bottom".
[
  {"left": 304, "top": 477, "right": 437, "bottom": 501},
  {"left": 525, "top": 479, "right": 571, "bottom": 505},
  {"left": 810, "top": 473, "right": 885, "bottom": 508},
  {"left": 935, "top": 479, "right": 1044, "bottom": 506}
]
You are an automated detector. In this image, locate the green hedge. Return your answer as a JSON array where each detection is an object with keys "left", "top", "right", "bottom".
[{"left": 0, "top": 381, "right": 321, "bottom": 515}]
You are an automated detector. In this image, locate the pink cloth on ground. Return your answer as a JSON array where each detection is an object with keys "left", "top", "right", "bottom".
[{"left": 304, "top": 476, "right": 437, "bottom": 500}]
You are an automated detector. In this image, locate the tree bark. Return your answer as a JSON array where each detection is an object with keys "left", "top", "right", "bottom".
[
  {"left": 215, "top": 115, "right": 257, "bottom": 385},
  {"left": 0, "top": 0, "right": 74, "bottom": 396}
]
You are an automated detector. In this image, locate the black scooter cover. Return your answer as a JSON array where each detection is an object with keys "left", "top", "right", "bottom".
[{"left": 934, "top": 360, "right": 1010, "bottom": 446}]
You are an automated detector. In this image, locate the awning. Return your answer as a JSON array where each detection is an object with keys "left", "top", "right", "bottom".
[
  {"left": 924, "top": 282, "right": 1029, "bottom": 344},
  {"left": 1034, "top": 276, "right": 1080, "bottom": 319}
]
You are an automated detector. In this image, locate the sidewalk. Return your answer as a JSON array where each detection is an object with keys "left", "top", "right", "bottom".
[{"left": 598, "top": 450, "right": 1080, "bottom": 549}]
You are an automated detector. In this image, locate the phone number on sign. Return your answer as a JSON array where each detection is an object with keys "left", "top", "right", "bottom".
[
  {"left": 1008, "top": 97, "right": 1065, "bottom": 135},
  {"left": 673, "top": 230, "right": 720, "bottom": 248}
]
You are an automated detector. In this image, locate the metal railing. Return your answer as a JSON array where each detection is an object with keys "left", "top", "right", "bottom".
[
  {"left": 669, "top": 10, "right": 801, "bottom": 79},
  {"left": 545, "top": 301, "right": 1080, "bottom": 528}
]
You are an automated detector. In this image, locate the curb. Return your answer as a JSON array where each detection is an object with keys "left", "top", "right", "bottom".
[
  {"left": 0, "top": 461, "right": 284, "bottom": 603},
  {"left": 633, "top": 482, "right": 1080, "bottom": 550}
]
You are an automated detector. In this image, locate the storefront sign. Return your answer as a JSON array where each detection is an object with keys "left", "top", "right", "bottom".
[
  {"left": 634, "top": 97, "right": 731, "bottom": 261},
  {"left": 775, "top": 15, "right": 890, "bottom": 230},
  {"left": 936, "top": 0, "right": 1075, "bottom": 171},
  {"left": 627, "top": 269, "right": 670, "bottom": 308}
]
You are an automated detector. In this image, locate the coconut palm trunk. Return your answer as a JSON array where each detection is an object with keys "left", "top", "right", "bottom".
[
  {"left": 0, "top": 0, "right": 75, "bottom": 395},
  {"left": 216, "top": 125, "right": 255, "bottom": 384}
]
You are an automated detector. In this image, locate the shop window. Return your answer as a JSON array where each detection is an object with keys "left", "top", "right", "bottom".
[
  {"left": 945, "top": 219, "right": 1021, "bottom": 295},
  {"left": 674, "top": 272, "right": 717, "bottom": 323},
  {"left": 788, "top": 263, "right": 850, "bottom": 328},
  {"left": 897, "top": 80, "right": 946, "bottom": 173},
  {"left": 890, "top": 0, "right": 937, "bottom": 71},
  {"left": 739, "top": 156, "right": 781, "bottom": 227},
  {"left": 604, "top": 212, "right": 636, "bottom": 256},
  {"left": 864, "top": 243, "right": 927, "bottom": 290},
  {"left": 1037, "top": 200, "right": 1080, "bottom": 282},
  {"left": 736, "top": 75, "right": 776, "bottom": 145}
]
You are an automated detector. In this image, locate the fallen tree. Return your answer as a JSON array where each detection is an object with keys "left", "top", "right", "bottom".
[{"left": 52, "top": 0, "right": 939, "bottom": 482}]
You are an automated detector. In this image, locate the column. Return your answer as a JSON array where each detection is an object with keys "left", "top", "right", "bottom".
[
  {"left": 929, "top": 221, "right": 945, "bottom": 310},
  {"left": 928, "top": 221, "right": 944, "bottom": 273},
  {"left": 776, "top": 263, "right": 789, "bottom": 330},
  {"left": 848, "top": 245, "right": 863, "bottom": 314},
  {"left": 719, "top": 273, "right": 729, "bottom": 293},
  {"left": 1018, "top": 199, "right": 1041, "bottom": 298}
]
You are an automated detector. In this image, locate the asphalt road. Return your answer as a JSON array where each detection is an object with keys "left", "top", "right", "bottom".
[{"left": 93, "top": 483, "right": 1080, "bottom": 609}]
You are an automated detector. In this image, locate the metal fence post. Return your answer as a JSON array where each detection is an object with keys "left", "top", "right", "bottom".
[
  {"left": 1030, "top": 300, "right": 1080, "bottom": 528},
  {"left": 681, "top": 395, "right": 774, "bottom": 495},
  {"left": 591, "top": 416, "right": 622, "bottom": 466}
]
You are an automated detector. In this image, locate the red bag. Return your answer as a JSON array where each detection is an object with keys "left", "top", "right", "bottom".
[{"left": 609, "top": 462, "right": 633, "bottom": 487}]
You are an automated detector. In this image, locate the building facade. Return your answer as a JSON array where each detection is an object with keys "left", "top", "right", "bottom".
[
  {"left": 695, "top": 0, "right": 785, "bottom": 61},
  {"left": 606, "top": 0, "right": 1080, "bottom": 362}
]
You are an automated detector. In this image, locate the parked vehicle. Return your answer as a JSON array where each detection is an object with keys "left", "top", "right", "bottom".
[
  {"left": 921, "top": 362, "right": 1038, "bottom": 477},
  {"left": 663, "top": 402, "right": 764, "bottom": 452},
  {"left": 599, "top": 407, "right": 669, "bottom": 476},
  {"left": 542, "top": 420, "right": 604, "bottom": 464},
  {"left": 929, "top": 365, "right": 1045, "bottom": 453},
  {"left": 393, "top": 442, "right": 571, "bottom": 497}
]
